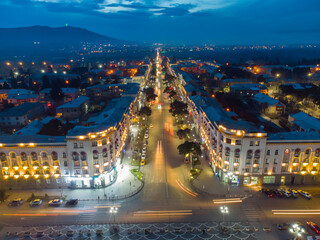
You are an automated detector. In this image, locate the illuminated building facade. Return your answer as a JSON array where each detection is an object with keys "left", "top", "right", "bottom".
[{"left": 0, "top": 95, "right": 137, "bottom": 189}]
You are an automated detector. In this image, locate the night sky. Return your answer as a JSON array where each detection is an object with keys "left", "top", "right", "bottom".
[{"left": 1, "top": 0, "right": 320, "bottom": 45}]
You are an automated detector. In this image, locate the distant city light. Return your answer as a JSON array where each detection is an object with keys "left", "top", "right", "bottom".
[
  {"left": 41, "top": 70, "right": 45, "bottom": 73},
  {"left": 6, "top": 62, "right": 10, "bottom": 66},
  {"left": 99, "top": 64, "right": 103, "bottom": 68},
  {"left": 63, "top": 71, "right": 66, "bottom": 74}
]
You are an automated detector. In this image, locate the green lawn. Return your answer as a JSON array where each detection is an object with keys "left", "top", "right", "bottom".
[
  {"left": 130, "top": 169, "right": 144, "bottom": 181},
  {"left": 190, "top": 168, "right": 201, "bottom": 180}
]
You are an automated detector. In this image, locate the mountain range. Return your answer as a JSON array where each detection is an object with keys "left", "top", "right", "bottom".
[{"left": 0, "top": 25, "right": 132, "bottom": 60}]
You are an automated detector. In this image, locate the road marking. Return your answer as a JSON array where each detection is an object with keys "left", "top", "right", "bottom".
[
  {"left": 176, "top": 179, "right": 198, "bottom": 197},
  {"left": 213, "top": 198, "right": 242, "bottom": 204},
  {"left": 272, "top": 209, "right": 320, "bottom": 215},
  {"left": 94, "top": 205, "right": 121, "bottom": 209},
  {"left": 133, "top": 210, "right": 193, "bottom": 217}
]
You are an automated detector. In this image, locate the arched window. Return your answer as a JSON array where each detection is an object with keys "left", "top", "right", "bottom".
[
  {"left": 72, "top": 152, "right": 79, "bottom": 161},
  {"left": 31, "top": 152, "right": 37, "bottom": 161},
  {"left": 21, "top": 152, "right": 27, "bottom": 161},
  {"left": 63, "top": 152, "right": 67, "bottom": 158},
  {"left": 255, "top": 150, "right": 261, "bottom": 159},
  {"left": 51, "top": 151, "right": 58, "bottom": 161},
  {"left": 93, "top": 150, "right": 99, "bottom": 159},
  {"left": 42, "top": 152, "right": 48, "bottom": 159},
  {"left": 247, "top": 150, "right": 253, "bottom": 159},
  {"left": 234, "top": 149, "right": 240, "bottom": 158},
  {"left": 315, "top": 149, "right": 320, "bottom": 157},
  {"left": 305, "top": 149, "right": 311, "bottom": 155},
  {"left": 0, "top": 152, "right": 6, "bottom": 162},
  {"left": 80, "top": 152, "right": 87, "bottom": 161},
  {"left": 10, "top": 152, "right": 16, "bottom": 159},
  {"left": 294, "top": 148, "right": 301, "bottom": 157},
  {"left": 102, "top": 148, "right": 108, "bottom": 158},
  {"left": 266, "top": 150, "right": 270, "bottom": 156},
  {"left": 275, "top": 150, "right": 279, "bottom": 155},
  {"left": 225, "top": 147, "right": 230, "bottom": 157}
]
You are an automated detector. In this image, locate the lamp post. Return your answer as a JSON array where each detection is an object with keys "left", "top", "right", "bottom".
[
  {"left": 220, "top": 206, "right": 229, "bottom": 227},
  {"left": 109, "top": 207, "right": 118, "bottom": 225},
  {"left": 289, "top": 223, "right": 305, "bottom": 239}
]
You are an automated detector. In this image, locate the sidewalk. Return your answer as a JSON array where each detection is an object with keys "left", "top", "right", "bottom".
[
  {"left": 4, "top": 131, "right": 143, "bottom": 202},
  {"left": 191, "top": 158, "right": 252, "bottom": 198}
]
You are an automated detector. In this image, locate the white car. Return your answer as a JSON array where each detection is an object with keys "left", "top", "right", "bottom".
[
  {"left": 141, "top": 154, "right": 146, "bottom": 160},
  {"left": 30, "top": 199, "right": 42, "bottom": 207},
  {"left": 144, "top": 134, "right": 149, "bottom": 139},
  {"left": 48, "top": 199, "right": 63, "bottom": 206},
  {"left": 142, "top": 148, "right": 146, "bottom": 154}
]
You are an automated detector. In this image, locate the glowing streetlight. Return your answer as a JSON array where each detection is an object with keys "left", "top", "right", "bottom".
[
  {"left": 276, "top": 73, "right": 280, "bottom": 78},
  {"left": 109, "top": 207, "right": 118, "bottom": 224},
  {"left": 99, "top": 64, "right": 103, "bottom": 69},
  {"left": 62, "top": 71, "right": 66, "bottom": 74},
  {"left": 289, "top": 223, "right": 305, "bottom": 238},
  {"left": 6, "top": 62, "right": 11, "bottom": 66},
  {"left": 220, "top": 206, "right": 229, "bottom": 226},
  {"left": 41, "top": 70, "right": 45, "bottom": 73}
]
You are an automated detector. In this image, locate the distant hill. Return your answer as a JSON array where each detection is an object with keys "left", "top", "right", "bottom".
[{"left": 0, "top": 25, "right": 132, "bottom": 60}]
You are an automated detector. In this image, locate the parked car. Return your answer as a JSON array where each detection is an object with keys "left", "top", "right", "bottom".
[
  {"left": 280, "top": 189, "right": 291, "bottom": 198},
  {"left": 307, "top": 222, "right": 320, "bottom": 234},
  {"left": 30, "top": 199, "right": 42, "bottom": 207},
  {"left": 66, "top": 198, "right": 78, "bottom": 206},
  {"left": 141, "top": 154, "right": 146, "bottom": 160},
  {"left": 48, "top": 199, "right": 63, "bottom": 206},
  {"left": 8, "top": 198, "right": 23, "bottom": 206},
  {"left": 289, "top": 189, "right": 298, "bottom": 198},
  {"left": 142, "top": 147, "right": 146, "bottom": 154},
  {"left": 140, "top": 159, "right": 145, "bottom": 166},
  {"left": 277, "top": 223, "right": 289, "bottom": 230},
  {"left": 144, "top": 134, "right": 149, "bottom": 139},
  {"left": 298, "top": 190, "right": 311, "bottom": 199},
  {"left": 273, "top": 189, "right": 284, "bottom": 198},
  {"left": 150, "top": 124, "right": 153, "bottom": 128}
]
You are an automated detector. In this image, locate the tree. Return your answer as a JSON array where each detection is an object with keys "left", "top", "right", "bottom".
[
  {"left": 170, "top": 100, "right": 188, "bottom": 116},
  {"left": 42, "top": 74, "right": 51, "bottom": 88},
  {"left": 138, "top": 106, "right": 152, "bottom": 117},
  {"left": 177, "top": 128, "right": 191, "bottom": 139},
  {"left": 0, "top": 189, "right": 6, "bottom": 202},
  {"left": 177, "top": 141, "right": 201, "bottom": 167},
  {"left": 38, "top": 119, "right": 74, "bottom": 136},
  {"left": 143, "top": 87, "right": 158, "bottom": 102},
  {"left": 50, "top": 85, "right": 64, "bottom": 102}
]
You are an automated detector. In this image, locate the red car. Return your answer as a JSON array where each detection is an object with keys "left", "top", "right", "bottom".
[{"left": 307, "top": 222, "right": 320, "bottom": 234}]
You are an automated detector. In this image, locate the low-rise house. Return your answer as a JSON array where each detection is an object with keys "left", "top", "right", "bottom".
[
  {"left": 252, "top": 93, "right": 286, "bottom": 116},
  {"left": 0, "top": 102, "right": 45, "bottom": 127},
  {"left": 40, "top": 88, "right": 80, "bottom": 103},
  {"left": 56, "top": 96, "right": 90, "bottom": 121},
  {"left": 230, "top": 83, "right": 268, "bottom": 96},
  {"left": 289, "top": 112, "right": 320, "bottom": 133},
  {"left": 7, "top": 94, "right": 39, "bottom": 106},
  {"left": 86, "top": 84, "right": 122, "bottom": 99}
]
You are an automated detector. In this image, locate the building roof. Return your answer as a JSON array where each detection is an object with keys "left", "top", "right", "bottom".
[
  {"left": 268, "top": 132, "right": 320, "bottom": 142},
  {"left": 0, "top": 102, "right": 44, "bottom": 117},
  {"left": 68, "top": 96, "right": 135, "bottom": 136},
  {"left": 290, "top": 112, "right": 320, "bottom": 131},
  {"left": 7, "top": 94, "right": 38, "bottom": 100},
  {"left": 0, "top": 135, "right": 66, "bottom": 145},
  {"left": 40, "top": 88, "right": 79, "bottom": 94},
  {"left": 231, "top": 83, "right": 267, "bottom": 91},
  {"left": 0, "top": 89, "right": 34, "bottom": 95},
  {"left": 253, "top": 93, "right": 279, "bottom": 105},
  {"left": 190, "top": 95, "right": 259, "bottom": 132},
  {"left": 57, "top": 96, "right": 89, "bottom": 109}
]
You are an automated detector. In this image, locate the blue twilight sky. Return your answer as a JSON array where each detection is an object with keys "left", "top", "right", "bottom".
[{"left": 0, "top": 0, "right": 320, "bottom": 45}]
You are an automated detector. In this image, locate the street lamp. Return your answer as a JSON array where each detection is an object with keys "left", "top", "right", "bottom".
[
  {"left": 289, "top": 223, "right": 305, "bottom": 238},
  {"left": 109, "top": 207, "right": 118, "bottom": 224},
  {"left": 220, "top": 206, "right": 229, "bottom": 226}
]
